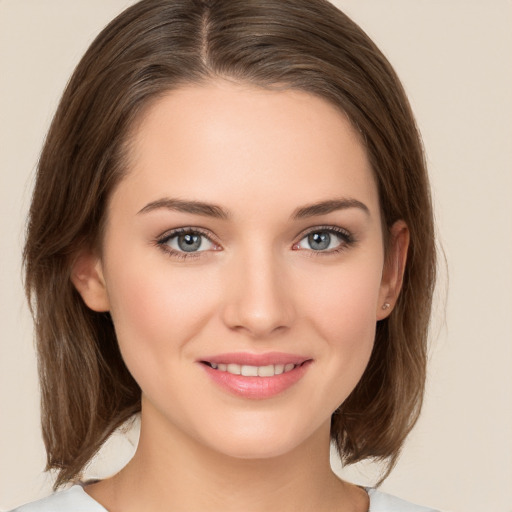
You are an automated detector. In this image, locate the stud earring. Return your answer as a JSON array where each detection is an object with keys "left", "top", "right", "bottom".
[{"left": 381, "top": 302, "right": 390, "bottom": 310}]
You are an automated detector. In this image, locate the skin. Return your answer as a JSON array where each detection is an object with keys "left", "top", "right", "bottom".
[{"left": 73, "top": 80, "right": 408, "bottom": 512}]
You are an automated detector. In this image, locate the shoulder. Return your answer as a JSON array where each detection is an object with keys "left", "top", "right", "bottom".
[
  {"left": 9, "top": 485, "right": 107, "bottom": 512},
  {"left": 368, "top": 488, "right": 440, "bottom": 512}
]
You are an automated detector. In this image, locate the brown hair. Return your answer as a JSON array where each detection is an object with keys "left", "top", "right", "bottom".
[{"left": 24, "top": 0, "right": 436, "bottom": 489}]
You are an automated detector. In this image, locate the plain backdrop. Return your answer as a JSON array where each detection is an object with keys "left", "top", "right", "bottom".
[{"left": 1, "top": 1, "right": 511, "bottom": 511}]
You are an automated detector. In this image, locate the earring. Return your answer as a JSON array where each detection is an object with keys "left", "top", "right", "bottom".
[{"left": 381, "top": 302, "right": 390, "bottom": 310}]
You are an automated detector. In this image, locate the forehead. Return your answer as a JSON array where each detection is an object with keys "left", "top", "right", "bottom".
[{"left": 114, "top": 80, "right": 379, "bottom": 218}]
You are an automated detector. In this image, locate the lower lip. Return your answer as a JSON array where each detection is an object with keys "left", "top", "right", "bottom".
[{"left": 201, "top": 362, "right": 311, "bottom": 399}]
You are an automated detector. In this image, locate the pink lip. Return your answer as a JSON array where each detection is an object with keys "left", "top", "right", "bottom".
[{"left": 198, "top": 352, "right": 312, "bottom": 400}]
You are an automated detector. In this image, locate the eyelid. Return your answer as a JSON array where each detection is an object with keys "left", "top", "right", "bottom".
[
  {"left": 155, "top": 227, "right": 222, "bottom": 258},
  {"left": 292, "top": 225, "right": 355, "bottom": 252},
  {"left": 295, "top": 224, "right": 353, "bottom": 242},
  {"left": 157, "top": 226, "right": 219, "bottom": 244}
]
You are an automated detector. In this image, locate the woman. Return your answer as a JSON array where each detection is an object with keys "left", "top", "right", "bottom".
[{"left": 14, "top": 0, "right": 437, "bottom": 510}]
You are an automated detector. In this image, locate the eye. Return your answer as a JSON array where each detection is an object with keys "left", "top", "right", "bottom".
[
  {"left": 157, "top": 228, "right": 219, "bottom": 256},
  {"left": 293, "top": 227, "right": 352, "bottom": 252}
]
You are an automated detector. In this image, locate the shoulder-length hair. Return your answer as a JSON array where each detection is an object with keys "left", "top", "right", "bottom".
[{"left": 24, "top": 0, "right": 436, "bottom": 489}]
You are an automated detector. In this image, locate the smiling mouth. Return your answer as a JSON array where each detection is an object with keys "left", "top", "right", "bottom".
[{"left": 201, "top": 361, "right": 306, "bottom": 377}]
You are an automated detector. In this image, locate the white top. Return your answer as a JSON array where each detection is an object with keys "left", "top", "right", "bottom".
[{"left": 10, "top": 484, "right": 440, "bottom": 512}]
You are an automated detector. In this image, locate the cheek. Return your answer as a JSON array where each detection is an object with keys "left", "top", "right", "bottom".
[
  {"left": 103, "top": 254, "right": 218, "bottom": 378},
  {"left": 301, "top": 255, "right": 382, "bottom": 338},
  {"left": 319, "top": 273, "right": 380, "bottom": 344},
  {"left": 297, "top": 256, "right": 383, "bottom": 398}
]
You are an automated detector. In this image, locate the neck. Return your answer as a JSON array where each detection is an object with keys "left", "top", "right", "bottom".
[{"left": 86, "top": 404, "right": 366, "bottom": 512}]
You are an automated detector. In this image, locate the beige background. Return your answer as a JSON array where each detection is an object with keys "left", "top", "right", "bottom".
[{"left": 1, "top": 1, "right": 511, "bottom": 511}]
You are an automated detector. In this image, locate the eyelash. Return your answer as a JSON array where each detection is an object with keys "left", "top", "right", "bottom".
[
  {"left": 155, "top": 225, "right": 355, "bottom": 260},
  {"left": 155, "top": 227, "right": 219, "bottom": 260},
  {"left": 293, "top": 225, "right": 356, "bottom": 257}
]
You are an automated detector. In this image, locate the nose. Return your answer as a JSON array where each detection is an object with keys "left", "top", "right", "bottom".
[{"left": 221, "top": 247, "right": 295, "bottom": 339}]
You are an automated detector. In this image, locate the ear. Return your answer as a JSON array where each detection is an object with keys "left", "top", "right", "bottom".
[
  {"left": 70, "top": 250, "right": 110, "bottom": 312},
  {"left": 376, "top": 220, "right": 409, "bottom": 320}
]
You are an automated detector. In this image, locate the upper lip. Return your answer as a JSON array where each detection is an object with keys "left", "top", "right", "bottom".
[{"left": 199, "top": 352, "right": 312, "bottom": 367}]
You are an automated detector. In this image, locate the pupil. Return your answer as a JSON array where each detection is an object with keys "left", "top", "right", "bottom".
[
  {"left": 308, "top": 232, "right": 330, "bottom": 250},
  {"left": 178, "top": 233, "right": 201, "bottom": 252}
]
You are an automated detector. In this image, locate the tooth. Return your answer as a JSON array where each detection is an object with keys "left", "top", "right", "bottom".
[
  {"left": 274, "top": 364, "right": 284, "bottom": 375},
  {"left": 212, "top": 362, "right": 298, "bottom": 377},
  {"left": 241, "top": 365, "right": 258, "bottom": 377},
  {"left": 227, "top": 363, "right": 241, "bottom": 375},
  {"left": 258, "top": 365, "right": 275, "bottom": 377}
]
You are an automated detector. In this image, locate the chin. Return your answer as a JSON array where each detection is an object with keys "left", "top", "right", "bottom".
[
  {"left": 209, "top": 437, "right": 304, "bottom": 461},
  {"left": 197, "top": 412, "right": 328, "bottom": 461}
]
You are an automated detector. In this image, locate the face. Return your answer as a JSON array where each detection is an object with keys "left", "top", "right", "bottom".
[{"left": 74, "top": 80, "right": 406, "bottom": 460}]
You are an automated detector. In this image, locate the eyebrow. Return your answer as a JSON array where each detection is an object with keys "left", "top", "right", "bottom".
[
  {"left": 137, "top": 197, "right": 369, "bottom": 220},
  {"left": 291, "top": 198, "right": 370, "bottom": 219},
  {"left": 138, "top": 198, "right": 230, "bottom": 219}
]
